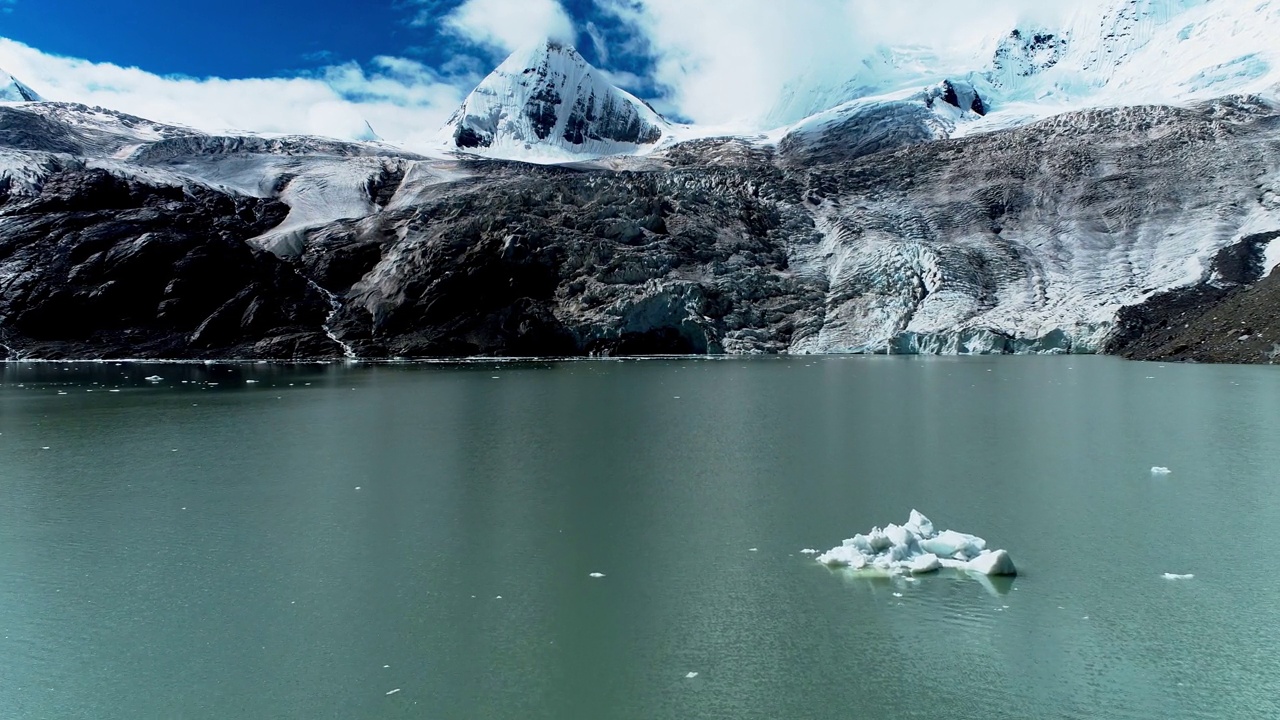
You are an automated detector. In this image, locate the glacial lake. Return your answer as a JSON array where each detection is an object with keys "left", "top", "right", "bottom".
[{"left": 2, "top": 356, "right": 1280, "bottom": 719}]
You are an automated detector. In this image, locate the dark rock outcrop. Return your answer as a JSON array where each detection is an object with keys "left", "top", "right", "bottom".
[
  {"left": 0, "top": 166, "right": 339, "bottom": 359},
  {"left": 310, "top": 153, "right": 821, "bottom": 358},
  {"left": 1106, "top": 232, "right": 1280, "bottom": 363}
]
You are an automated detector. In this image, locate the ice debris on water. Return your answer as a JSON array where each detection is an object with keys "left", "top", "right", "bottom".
[
  {"left": 1151, "top": 467, "right": 1172, "bottom": 475},
  {"left": 1163, "top": 573, "right": 1195, "bottom": 580},
  {"left": 815, "top": 510, "right": 1016, "bottom": 576}
]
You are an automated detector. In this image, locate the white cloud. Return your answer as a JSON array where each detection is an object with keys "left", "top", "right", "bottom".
[
  {"left": 597, "top": 0, "right": 1083, "bottom": 129},
  {"left": 438, "top": 0, "right": 575, "bottom": 53},
  {"left": 0, "top": 38, "right": 465, "bottom": 151}
]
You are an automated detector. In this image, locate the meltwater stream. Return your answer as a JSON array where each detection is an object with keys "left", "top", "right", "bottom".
[{"left": 2, "top": 356, "right": 1280, "bottom": 719}]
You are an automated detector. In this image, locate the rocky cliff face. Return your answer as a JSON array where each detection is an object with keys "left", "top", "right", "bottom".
[{"left": 0, "top": 161, "right": 337, "bottom": 360}]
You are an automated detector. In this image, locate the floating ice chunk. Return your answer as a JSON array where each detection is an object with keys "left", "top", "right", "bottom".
[
  {"left": 589, "top": 572, "right": 605, "bottom": 578},
  {"left": 909, "top": 553, "right": 941, "bottom": 574},
  {"left": 883, "top": 524, "right": 912, "bottom": 548},
  {"left": 920, "top": 530, "right": 985, "bottom": 560},
  {"left": 905, "top": 509, "right": 935, "bottom": 538},
  {"left": 815, "top": 511, "right": 1015, "bottom": 578},
  {"left": 966, "top": 549, "right": 1017, "bottom": 577},
  {"left": 846, "top": 534, "right": 872, "bottom": 553},
  {"left": 1162, "top": 573, "right": 1194, "bottom": 580},
  {"left": 1151, "top": 467, "right": 1172, "bottom": 475},
  {"left": 685, "top": 672, "right": 698, "bottom": 679}
]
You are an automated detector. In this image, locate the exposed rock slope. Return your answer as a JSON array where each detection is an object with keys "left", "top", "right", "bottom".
[{"left": 0, "top": 160, "right": 336, "bottom": 359}]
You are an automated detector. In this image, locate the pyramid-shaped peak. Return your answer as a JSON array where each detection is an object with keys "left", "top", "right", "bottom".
[
  {"left": 0, "top": 68, "right": 42, "bottom": 102},
  {"left": 494, "top": 40, "right": 591, "bottom": 75},
  {"left": 441, "top": 38, "right": 667, "bottom": 161}
]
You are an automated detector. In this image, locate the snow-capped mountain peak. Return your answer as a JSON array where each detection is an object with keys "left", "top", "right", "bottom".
[
  {"left": 440, "top": 40, "right": 668, "bottom": 162},
  {"left": 0, "top": 68, "right": 42, "bottom": 102}
]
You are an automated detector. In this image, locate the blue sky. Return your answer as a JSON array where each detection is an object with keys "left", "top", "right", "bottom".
[{"left": 0, "top": 0, "right": 654, "bottom": 91}]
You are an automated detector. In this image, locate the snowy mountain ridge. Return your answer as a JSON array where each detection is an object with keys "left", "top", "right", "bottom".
[
  {"left": 431, "top": 0, "right": 1280, "bottom": 163},
  {"left": 0, "top": 68, "right": 41, "bottom": 102},
  {"left": 767, "top": 0, "right": 1280, "bottom": 134},
  {"left": 439, "top": 41, "right": 670, "bottom": 162}
]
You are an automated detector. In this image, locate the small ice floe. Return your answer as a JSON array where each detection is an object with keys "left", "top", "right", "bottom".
[
  {"left": 1163, "top": 573, "right": 1195, "bottom": 580},
  {"left": 814, "top": 510, "right": 1016, "bottom": 577},
  {"left": 1151, "top": 467, "right": 1173, "bottom": 475},
  {"left": 589, "top": 572, "right": 605, "bottom": 578},
  {"left": 385, "top": 688, "right": 401, "bottom": 696},
  {"left": 685, "top": 672, "right": 699, "bottom": 679},
  {"left": 145, "top": 375, "right": 163, "bottom": 382}
]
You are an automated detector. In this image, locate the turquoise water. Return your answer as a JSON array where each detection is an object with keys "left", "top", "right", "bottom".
[{"left": 2, "top": 357, "right": 1279, "bottom": 719}]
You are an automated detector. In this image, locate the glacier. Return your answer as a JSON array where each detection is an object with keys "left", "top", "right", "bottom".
[
  {"left": 2, "top": 0, "right": 1280, "bottom": 360},
  {"left": 814, "top": 511, "right": 1017, "bottom": 577}
]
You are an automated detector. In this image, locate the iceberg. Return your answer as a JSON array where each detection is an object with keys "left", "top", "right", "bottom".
[{"left": 814, "top": 511, "right": 1016, "bottom": 577}]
